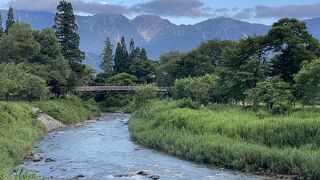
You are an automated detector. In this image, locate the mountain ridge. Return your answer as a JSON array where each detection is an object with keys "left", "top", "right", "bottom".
[{"left": 0, "top": 10, "right": 319, "bottom": 71}]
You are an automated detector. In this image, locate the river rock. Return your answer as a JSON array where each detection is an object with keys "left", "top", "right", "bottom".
[
  {"left": 149, "top": 175, "right": 160, "bottom": 179},
  {"left": 137, "top": 170, "right": 149, "bottom": 176},
  {"left": 45, "top": 158, "right": 55, "bottom": 163},
  {"left": 32, "top": 154, "right": 42, "bottom": 162},
  {"left": 72, "top": 175, "right": 85, "bottom": 179}
]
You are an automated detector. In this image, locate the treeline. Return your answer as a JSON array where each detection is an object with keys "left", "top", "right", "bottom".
[
  {"left": 155, "top": 18, "right": 320, "bottom": 114},
  {"left": 0, "top": 1, "right": 92, "bottom": 101}
]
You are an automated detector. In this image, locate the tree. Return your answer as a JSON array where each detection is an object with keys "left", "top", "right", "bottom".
[
  {"left": 20, "top": 73, "right": 49, "bottom": 102},
  {"left": 5, "top": 6, "right": 14, "bottom": 34},
  {"left": 156, "top": 51, "right": 184, "bottom": 87},
  {"left": 245, "top": 77, "right": 294, "bottom": 114},
  {"left": 31, "top": 28, "right": 71, "bottom": 96},
  {"left": 139, "top": 48, "right": 148, "bottom": 60},
  {"left": 100, "top": 37, "right": 113, "bottom": 74},
  {"left": 294, "top": 59, "right": 320, "bottom": 106},
  {"left": 0, "top": 13, "right": 3, "bottom": 37},
  {"left": 266, "top": 18, "right": 320, "bottom": 84},
  {"left": 53, "top": 0, "right": 84, "bottom": 66},
  {"left": 114, "top": 37, "right": 129, "bottom": 73},
  {"left": 129, "top": 58, "right": 157, "bottom": 84},
  {"left": 0, "top": 23, "right": 40, "bottom": 64},
  {"left": 218, "top": 36, "right": 269, "bottom": 103},
  {"left": 172, "top": 74, "right": 220, "bottom": 104}
]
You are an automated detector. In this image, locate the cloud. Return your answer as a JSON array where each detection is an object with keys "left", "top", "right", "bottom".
[
  {"left": 254, "top": 3, "right": 320, "bottom": 19},
  {"left": 7, "top": 0, "right": 128, "bottom": 14},
  {"left": 6, "top": 0, "right": 215, "bottom": 18},
  {"left": 129, "top": 0, "right": 214, "bottom": 18}
]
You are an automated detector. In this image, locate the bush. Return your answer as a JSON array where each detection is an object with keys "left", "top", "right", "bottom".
[
  {"left": 132, "top": 85, "right": 157, "bottom": 110},
  {"left": 34, "top": 95, "right": 100, "bottom": 124},
  {"left": 245, "top": 77, "right": 294, "bottom": 114},
  {"left": 0, "top": 63, "right": 48, "bottom": 102},
  {"left": 172, "top": 74, "right": 219, "bottom": 104}
]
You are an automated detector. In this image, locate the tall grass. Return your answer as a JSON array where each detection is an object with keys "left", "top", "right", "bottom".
[
  {"left": 34, "top": 95, "right": 100, "bottom": 124},
  {"left": 129, "top": 100, "right": 320, "bottom": 179},
  {"left": 0, "top": 102, "right": 43, "bottom": 178}
]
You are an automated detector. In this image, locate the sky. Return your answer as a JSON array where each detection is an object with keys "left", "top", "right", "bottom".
[{"left": 1, "top": 0, "right": 320, "bottom": 25}]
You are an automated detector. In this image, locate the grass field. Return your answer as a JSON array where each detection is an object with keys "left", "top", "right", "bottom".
[
  {"left": 0, "top": 96, "right": 100, "bottom": 178},
  {"left": 129, "top": 100, "right": 320, "bottom": 179}
]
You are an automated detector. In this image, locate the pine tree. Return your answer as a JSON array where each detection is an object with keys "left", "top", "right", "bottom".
[
  {"left": 100, "top": 37, "right": 113, "bottom": 74},
  {"left": 0, "top": 13, "right": 3, "bottom": 37},
  {"left": 114, "top": 37, "right": 129, "bottom": 73},
  {"left": 5, "top": 6, "right": 14, "bottom": 34},
  {"left": 114, "top": 42, "right": 123, "bottom": 73},
  {"left": 139, "top": 48, "right": 148, "bottom": 60},
  {"left": 53, "top": 0, "right": 84, "bottom": 65}
]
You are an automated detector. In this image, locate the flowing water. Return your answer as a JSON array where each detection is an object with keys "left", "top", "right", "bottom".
[{"left": 18, "top": 113, "right": 264, "bottom": 180}]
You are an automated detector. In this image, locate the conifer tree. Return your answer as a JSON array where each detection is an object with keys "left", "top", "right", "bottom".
[
  {"left": 5, "top": 6, "right": 14, "bottom": 34},
  {"left": 139, "top": 48, "right": 148, "bottom": 60},
  {"left": 0, "top": 13, "right": 3, "bottom": 37},
  {"left": 114, "top": 37, "right": 129, "bottom": 73},
  {"left": 53, "top": 0, "right": 84, "bottom": 66},
  {"left": 100, "top": 37, "right": 113, "bottom": 74}
]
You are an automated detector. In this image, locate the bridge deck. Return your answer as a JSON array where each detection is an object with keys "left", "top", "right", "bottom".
[{"left": 75, "top": 86, "right": 169, "bottom": 92}]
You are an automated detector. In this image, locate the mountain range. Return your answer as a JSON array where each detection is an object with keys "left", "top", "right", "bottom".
[{"left": 1, "top": 10, "right": 320, "bottom": 71}]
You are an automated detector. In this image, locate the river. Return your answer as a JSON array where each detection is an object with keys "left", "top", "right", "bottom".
[{"left": 18, "top": 113, "right": 264, "bottom": 180}]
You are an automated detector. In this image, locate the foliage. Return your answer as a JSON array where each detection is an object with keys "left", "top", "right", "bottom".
[
  {"left": 5, "top": 6, "right": 14, "bottom": 34},
  {"left": 294, "top": 59, "right": 320, "bottom": 106},
  {"left": 0, "top": 102, "right": 43, "bottom": 177},
  {"left": 129, "top": 58, "right": 157, "bottom": 84},
  {"left": 266, "top": 18, "right": 320, "bottom": 84},
  {"left": 132, "top": 85, "right": 157, "bottom": 109},
  {"left": 245, "top": 77, "right": 294, "bottom": 114},
  {"left": 114, "top": 37, "right": 129, "bottom": 73},
  {"left": 156, "top": 51, "right": 185, "bottom": 87},
  {"left": 130, "top": 100, "right": 320, "bottom": 179},
  {"left": 0, "top": 64, "right": 49, "bottom": 102},
  {"left": 0, "top": 23, "right": 40, "bottom": 64},
  {"left": 106, "top": 73, "right": 138, "bottom": 86},
  {"left": 172, "top": 74, "right": 220, "bottom": 104},
  {"left": 0, "top": 13, "right": 3, "bottom": 37},
  {"left": 53, "top": 0, "right": 84, "bottom": 64},
  {"left": 100, "top": 37, "right": 113, "bottom": 74},
  {"left": 34, "top": 95, "right": 100, "bottom": 125}
]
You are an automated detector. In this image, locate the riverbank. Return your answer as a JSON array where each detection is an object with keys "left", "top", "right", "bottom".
[
  {"left": 0, "top": 96, "right": 100, "bottom": 178},
  {"left": 129, "top": 100, "right": 320, "bottom": 179}
]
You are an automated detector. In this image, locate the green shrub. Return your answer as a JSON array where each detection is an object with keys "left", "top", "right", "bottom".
[
  {"left": 132, "top": 85, "right": 157, "bottom": 110},
  {"left": 34, "top": 95, "right": 100, "bottom": 124},
  {"left": 172, "top": 74, "right": 219, "bottom": 104}
]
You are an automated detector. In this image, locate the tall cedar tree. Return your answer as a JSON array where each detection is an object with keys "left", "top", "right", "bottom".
[
  {"left": 0, "top": 13, "right": 3, "bottom": 37},
  {"left": 53, "top": 0, "right": 84, "bottom": 66},
  {"left": 100, "top": 37, "right": 113, "bottom": 74},
  {"left": 114, "top": 37, "right": 129, "bottom": 73},
  {"left": 5, "top": 6, "right": 14, "bottom": 34},
  {"left": 139, "top": 48, "right": 148, "bottom": 60}
]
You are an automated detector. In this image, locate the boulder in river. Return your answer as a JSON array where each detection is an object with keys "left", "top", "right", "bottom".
[
  {"left": 45, "top": 158, "right": 55, "bottom": 163},
  {"left": 137, "top": 170, "right": 149, "bottom": 176},
  {"left": 32, "top": 153, "right": 42, "bottom": 162}
]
